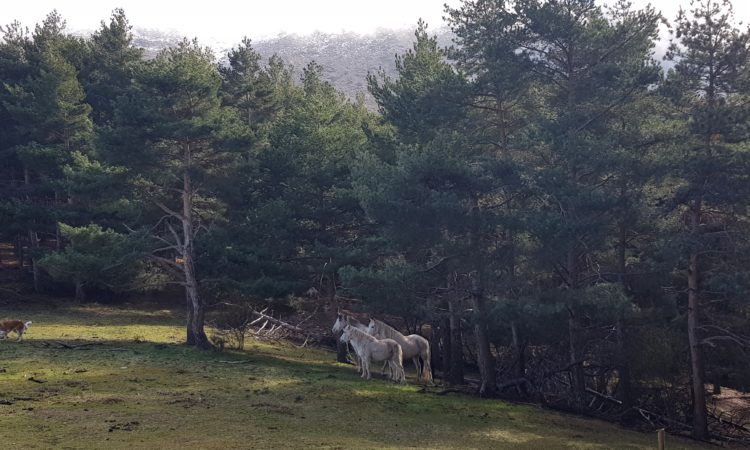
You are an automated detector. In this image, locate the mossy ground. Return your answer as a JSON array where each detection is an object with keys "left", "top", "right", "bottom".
[{"left": 0, "top": 301, "right": 711, "bottom": 449}]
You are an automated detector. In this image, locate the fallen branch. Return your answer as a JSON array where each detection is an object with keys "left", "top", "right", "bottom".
[
  {"left": 38, "top": 341, "right": 104, "bottom": 349},
  {"left": 249, "top": 310, "right": 305, "bottom": 334}
]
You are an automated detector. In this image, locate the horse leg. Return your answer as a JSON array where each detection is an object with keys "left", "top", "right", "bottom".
[
  {"left": 413, "top": 356, "right": 422, "bottom": 381},
  {"left": 381, "top": 360, "right": 389, "bottom": 377},
  {"left": 364, "top": 359, "right": 372, "bottom": 380},
  {"left": 422, "top": 349, "right": 433, "bottom": 383},
  {"left": 394, "top": 362, "right": 403, "bottom": 383}
]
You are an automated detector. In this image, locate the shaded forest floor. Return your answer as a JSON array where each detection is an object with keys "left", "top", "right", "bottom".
[{"left": 0, "top": 299, "right": 715, "bottom": 449}]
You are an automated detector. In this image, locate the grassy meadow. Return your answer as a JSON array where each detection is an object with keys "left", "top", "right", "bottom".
[{"left": 0, "top": 300, "right": 713, "bottom": 449}]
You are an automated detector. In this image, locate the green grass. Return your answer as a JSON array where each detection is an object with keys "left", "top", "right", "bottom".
[{"left": 0, "top": 301, "right": 711, "bottom": 449}]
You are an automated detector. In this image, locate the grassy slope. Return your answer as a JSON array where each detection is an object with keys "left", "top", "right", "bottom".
[{"left": 0, "top": 302, "right": 711, "bottom": 450}]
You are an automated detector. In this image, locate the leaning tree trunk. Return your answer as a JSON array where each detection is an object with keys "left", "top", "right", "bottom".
[
  {"left": 688, "top": 203, "right": 708, "bottom": 440},
  {"left": 182, "top": 146, "right": 211, "bottom": 350}
]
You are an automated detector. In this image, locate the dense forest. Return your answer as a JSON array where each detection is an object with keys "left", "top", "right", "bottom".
[{"left": 1, "top": 0, "right": 749, "bottom": 442}]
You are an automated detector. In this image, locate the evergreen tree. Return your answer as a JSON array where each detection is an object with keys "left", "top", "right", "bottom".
[
  {"left": 81, "top": 8, "right": 144, "bottom": 126},
  {"left": 446, "top": 0, "right": 661, "bottom": 401},
  {"left": 203, "top": 61, "right": 374, "bottom": 303},
  {"left": 218, "top": 37, "right": 276, "bottom": 130},
  {"left": 663, "top": 0, "right": 750, "bottom": 439},
  {"left": 358, "top": 22, "right": 519, "bottom": 395},
  {"left": 38, "top": 223, "right": 144, "bottom": 301},
  {"left": 0, "top": 11, "right": 93, "bottom": 290},
  {"left": 105, "top": 39, "right": 247, "bottom": 349}
]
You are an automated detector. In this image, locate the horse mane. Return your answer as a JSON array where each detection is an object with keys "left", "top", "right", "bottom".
[
  {"left": 339, "top": 309, "right": 367, "bottom": 328},
  {"left": 372, "top": 318, "right": 404, "bottom": 340},
  {"left": 346, "top": 325, "right": 376, "bottom": 343},
  {"left": 345, "top": 315, "right": 364, "bottom": 328}
]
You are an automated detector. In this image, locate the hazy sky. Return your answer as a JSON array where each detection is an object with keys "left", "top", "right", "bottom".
[{"left": 3, "top": 0, "right": 749, "bottom": 42}]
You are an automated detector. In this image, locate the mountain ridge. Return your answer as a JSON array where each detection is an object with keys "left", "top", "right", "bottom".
[{"left": 70, "top": 26, "right": 455, "bottom": 107}]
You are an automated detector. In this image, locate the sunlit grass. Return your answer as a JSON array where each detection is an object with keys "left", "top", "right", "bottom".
[{"left": 0, "top": 301, "right": 711, "bottom": 449}]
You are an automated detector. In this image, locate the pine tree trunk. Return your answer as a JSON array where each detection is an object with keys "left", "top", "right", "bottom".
[
  {"left": 471, "top": 284, "right": 496, "bottom": 396},
  {"left": 75, "top": 281, "right": 86, "bottom": 303},
  {"left": 29, "top": 230, "right": 41, "bottom": 293},
  {"left": 182, "top": 144, "right": 211, "bottom": 350},
  {"left": 616, "top": 319, "right": 632, "bottom": 408},
  {"left": 336, "top": 337, "right": 349, "bottom": 363},
  {"left": 566, "top": 246, "right": 585, "bottom": 405},
  {"left": 186, "top": 290, "right": 196, "bottom": 345},
  {"left": 15, "top": 234, "right": 23, "bottom": 269},
  {"left": 688, "top": 201, "right": 708, "bottom": 439},
  {"left": 439, "top": 317, "right": 450, "bottom": 377},
  {"left": 568, "top": 312, "right": 585, "bottom": 406},
  {"left": 469, "top": 199, "right": 495, "bottom": 396},
  {"left": 511, "top": 322, "right": 528, "bottom": 396},
  {"left": 448, "top": 299, "right": 464, "bottom": 385},
  {"left": 616, "top": 222, "right": 633, "bottom": 408}
]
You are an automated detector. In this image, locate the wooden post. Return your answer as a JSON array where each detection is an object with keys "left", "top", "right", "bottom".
[{"left": 657, "top": 428, "right": 665, "bottom": 450}]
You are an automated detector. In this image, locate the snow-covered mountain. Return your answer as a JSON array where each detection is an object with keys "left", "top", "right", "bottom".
[{"left": 124, "top": 27, "right": 454, "bottom": 106}]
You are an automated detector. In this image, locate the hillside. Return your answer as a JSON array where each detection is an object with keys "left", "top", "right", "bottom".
[
  {"left": 0, "top": 299, "right": 712, "bottom": 449},
  {"left": 124, "top": 27, "right": 454, "bottom": 106}
]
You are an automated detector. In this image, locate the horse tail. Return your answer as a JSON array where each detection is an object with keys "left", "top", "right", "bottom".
[
  {"left": 421, "top": 338, "right": 433, "bottom": 383},
  {"left": 394, "top": 342, "right": 405, "bottom": 383}
]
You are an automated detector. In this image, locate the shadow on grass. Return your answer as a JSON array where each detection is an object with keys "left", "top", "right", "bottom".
[
  {"left": 0, "top": 296, "right": 708, "bottom": 450},
  {"left": 0, "top": 302, "right": 184, "bottom": 327},
  {"left": 0, "top": 337, "right": 707, "bottom": 450}
]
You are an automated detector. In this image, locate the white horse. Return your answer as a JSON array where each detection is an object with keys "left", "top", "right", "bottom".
[
  {"left": 367, "top": 318, "right": 433, "bottom": 383},
  {"left": 331, "top": 311, "right": 369, "bottom": 334},
  {"left": 340, "top": 325, "right": 405, "bottom": 383},
  {"left": 332, "top": 311, "right": 371, "bottom": 368}
]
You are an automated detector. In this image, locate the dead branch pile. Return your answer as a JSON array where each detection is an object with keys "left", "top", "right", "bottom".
[{"left": 209, "top": 302, "right": 316, "bottom": 350}]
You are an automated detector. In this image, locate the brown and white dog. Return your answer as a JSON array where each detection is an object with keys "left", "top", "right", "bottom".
[{"left": 0, "top": 320, "right": 32, "bottom": 341}]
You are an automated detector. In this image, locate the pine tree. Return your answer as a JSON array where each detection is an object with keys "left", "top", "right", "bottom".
[
  {"left": 218, "top": 37, "right": 276, "bottom": 130},
  {"left": 105, "top": 39, "right": 247, "bottom": 349},
  {"left": 38, "top": 223, "right": 144, "bottom": 301},
  {"left": 446, "top": 0, "right": 661, "bottom": 402},
  {"left": 663, "top": 0, "right": 750, "bottom": 439},
  {"left": 81, "top": 8, "right": 144, "bottom": 126},
  {"left": 203, "top": 61, "right": 375, "bottom": 304},
  {"left": 358, "top": 21, "right": 517, "bottom": 395},
  {"left": 0, "top": 11, "right": 93, "bottom": 290}
]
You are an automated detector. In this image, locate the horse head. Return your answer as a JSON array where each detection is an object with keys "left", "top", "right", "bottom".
[
  {"left": 366, "top": 318, "right": 377, "bottom": 336},
  {"left": 332, "top": 312, "right": 345, "bottom": 334},
  {"left": 339, "top": 324, "right": 353, "bottom": 343}
]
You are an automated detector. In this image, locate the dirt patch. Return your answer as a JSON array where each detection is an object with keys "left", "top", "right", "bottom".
[
  {"left": 251, "top": 402, "right": 295, "bottom": 416},
  {"left": 108, "top": 420, "right": 140, "bottom": 432}
]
